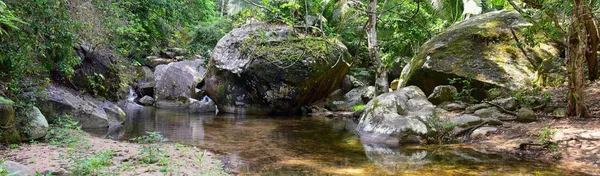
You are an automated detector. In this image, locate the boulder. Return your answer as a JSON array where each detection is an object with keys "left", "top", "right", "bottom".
[
  {"left": 38, "top": 85, "right": 126, "bottom": 128},
  {"left": 189, "top": 97, "right": 217, "bottom": 113},
  {"left": 516, "top": 107, "right": 537, "bottom": 122},
  {"left": 450, "top": 114, "right": 483, "bottom": 127},
  {"left": 0, "top": 161, "right": 35, "bottom": 176},
  {"left": 397, "top": 11, "right": 561, "bottom": 95},
  {"left": 154, "top": 59, "right": 205, "bottom": 108},
  {"left": 344, "top": 86, "right": 376, "bottom": 110},
  {"left": 20, "top": 107, "right": 49, "bottom": 141},
  {"left": 72, "top": 44, "right": 126, "bottom": 101},
  {"left": 356, "top": 86, "right": 436, "bottom": 146},
  {"left": 205, "top": 23, "right": 351, "bottom": 114},
  {"left": 0, "top": 98, "right": 21, "bottom": 143},
  {"left": 138, "top": 96, "right": 155, "bottom": 106},
  {"left": 427, "top": 85, "right": 457, "bottom": 105}
]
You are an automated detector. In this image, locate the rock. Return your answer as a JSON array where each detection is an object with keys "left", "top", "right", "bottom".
[
  {"left": 342, "top": 75, "right": 367, "bottom": 92},
  {"left": 135, "top": 82, "right": 155, "bottom": 97},
  {"left": 450, "top": 114, "right": 483, "bottom": 127},
  {"left": 205, "top": 23, "right": 350, "bottom": 114},
  {"left": 552, "top": 108, "right": 567, "bottom": 117},
  {"left": 470, "top": 127, "right": 498, "bottom": 139},
  {"left": 516, "top": 107, "right": 537, "bottom": 122},
  {"left": 465, "top": 103, "right": 491, "bottom": 113},
  {"left": 20, "top": 107, "right": 49, "bottom": 141},
  {"left": 0, "top": 99, "right": 21, "bottom": 142},
  {"left": 72, "top": 44, "right": 126, "bottom": 100},
  {"left": 145, "top": 56, "right": 178, "bottom": 68},
  {"left": 134, "top": 66, "right": 155, "bottom": 97},
  {"left": 356, "top": 86, "right": 436, "bottom": 146},
  {"left": 439, "top": 101, "right": 467, "bottom": 111},
  {"left": 138, "top": 96, "right": 155, "bottom": 106},
  {"left": 324, "top": 89, "right": 347, "bottom": 111},
  {"left": 0, "top": 161, "right": 35, "bottom": 176},
  {"left": 485, "top": 118, "right": 503, "bottom": 126},
  {"left": 344, "top": 86, "right": 376, "bottom": 110},
  {"left": 38, "top": 85, "right": 126, "bottom": 128},
  {"left": 397, "top": 11, "right": 561, "bottom": 94},
  {"left": 189, "top": 97, "right": 217, "bottom": 113},
  {"left": 427, "top": 85, "right": 457, "bottom": 105},
  {"left": 154, "top": 59, "right": 205, "bottom": 108},
  {"left": 491, "top": 97, "right": 519, "bottom": 111},
  {"left": 168, "top": 47, "right": 187, "bottom": 56},
  {"left": 473, "top": 107, "right": 512, "bottom": 119}
]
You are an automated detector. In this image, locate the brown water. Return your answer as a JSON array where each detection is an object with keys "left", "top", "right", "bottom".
[{"left": 88, "top": 106, "right": 582, "bottom": 175}]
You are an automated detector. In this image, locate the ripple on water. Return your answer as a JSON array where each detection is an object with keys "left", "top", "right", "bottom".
[{"left": 86, "top": 107, "right": 583, "bottom": 175}]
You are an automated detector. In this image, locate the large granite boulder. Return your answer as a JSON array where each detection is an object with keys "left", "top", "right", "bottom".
[
  {"left": 205, "top": 23, "right": 351, "bottom": 114},
  {"left": 154, "top": 59, "right": 205, "bottom": 108},
  {"left": 356, "top": 86, "right": 436, "bottom": 146},
  {"left": 38, "top": 86, "right": 126, "bottom": 128},
  {"left": 397, "top": 11, "right": 562, "bottom": 95}
]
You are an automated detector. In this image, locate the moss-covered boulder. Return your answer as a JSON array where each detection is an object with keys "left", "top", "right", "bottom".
[
  {"left": 205, "top": 23, "right": 351, "bottom": 114},
  {"left": 0, "top": 97, "right": 21, "bottom": 143},
  {"left": 398, "top": 11, "right": 562, "bottom": 95}
]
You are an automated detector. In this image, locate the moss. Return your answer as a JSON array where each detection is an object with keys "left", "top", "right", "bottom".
[
  {"left": 0, "top": 97, "right": 14, "bottom": 104},
  {"left": 240, "top": 33, "right": 344, "bottom": 65}
]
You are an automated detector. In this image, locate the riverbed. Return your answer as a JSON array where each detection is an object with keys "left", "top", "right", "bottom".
[{"left": 87, "top": 106, "right": 583, "bottom": 175}]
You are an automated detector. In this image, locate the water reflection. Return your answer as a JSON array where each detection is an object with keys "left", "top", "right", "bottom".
[{"left": 87, "top": 107, "right": 581, "bottom": 175}]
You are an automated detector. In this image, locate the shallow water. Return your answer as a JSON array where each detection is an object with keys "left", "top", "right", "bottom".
[{"left": 88, "top": 106, "right": 582, "bottom": 175}]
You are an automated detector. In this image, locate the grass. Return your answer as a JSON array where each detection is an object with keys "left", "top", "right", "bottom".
[
  {"left": 537, "top": 126, "right": 558, "bottom": 151},
  {"left": 351, "top": 104, "right": 366, "bottom": 111},
  {"left": 70, "top": 150, "right": 114, "bottom": 175}
]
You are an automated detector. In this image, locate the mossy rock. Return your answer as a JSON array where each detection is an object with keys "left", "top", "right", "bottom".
[
  {"left": 0, "top": 99, "right": 21, "bottom": 143},
  {"left": 205, "top": 23, "right": 351, "bottom": 115},
  {"left": 398, "top": 11, "right": 562, "bottom": 95}
]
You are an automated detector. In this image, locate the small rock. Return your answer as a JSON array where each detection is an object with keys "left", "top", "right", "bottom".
[
  {"left": 491, "top": 97, "right": 519, "bottom": 111},
  {"left": 189, "top": 97, "right": 216, "bottom": 113},
  {"left": 428, "top": 85, "right": 458, "bottom": 105},
  {"left": 484, "top": 118, "right": 503, "bottom": 126},
  {"left": 473, "top": 107, "right": 500, "bottom": 119},
  {"left": 470, "top": 127, "right": 498, "bottom": 139},
  {"left": 516, "top": 107, "right": 537, "bottom": 122},
  {"left": 138, "top": 96, "right": 155, "bottom": 106},
  {"left": 450, "top": 114, "right": 483, "bottom": 127},
  {"left": 465, "top": 103, "right": 491, "bottom": 113},
  {"left": 552, "top": 108, "right": 567, "bottom": 117},
  {"left": 439, "top": 101, "right": 467, "bottom": 111},
  {"left": 1, "top": 161, "right": 35, "bottom": 176}
]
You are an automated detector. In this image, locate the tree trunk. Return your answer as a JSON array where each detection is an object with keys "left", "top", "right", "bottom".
[
  {"left": 567, "top": 0, "right": 589, "bottom": 118},
  {"left": 366, "top": 0, "right": 388, "bottom": 95},
  {"left": 583, "top": 7, "right": 599, "bottom": 81}
]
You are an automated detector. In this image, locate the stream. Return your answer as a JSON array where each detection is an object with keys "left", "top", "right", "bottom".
[{"left": 87, "top": 106, "right": 582, "bottom": 175}]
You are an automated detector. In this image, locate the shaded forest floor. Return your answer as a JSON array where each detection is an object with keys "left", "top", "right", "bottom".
[{"left": 472, "top": 81, "right": 600, "bottom": 175}]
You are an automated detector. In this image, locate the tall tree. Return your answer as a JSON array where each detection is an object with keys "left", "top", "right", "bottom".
[
  {"left": 366, "top": 0, "right": 388, "bottom": 95},
  {"left": 567, "top": 0, "right": 594, "bottom": 117}
]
